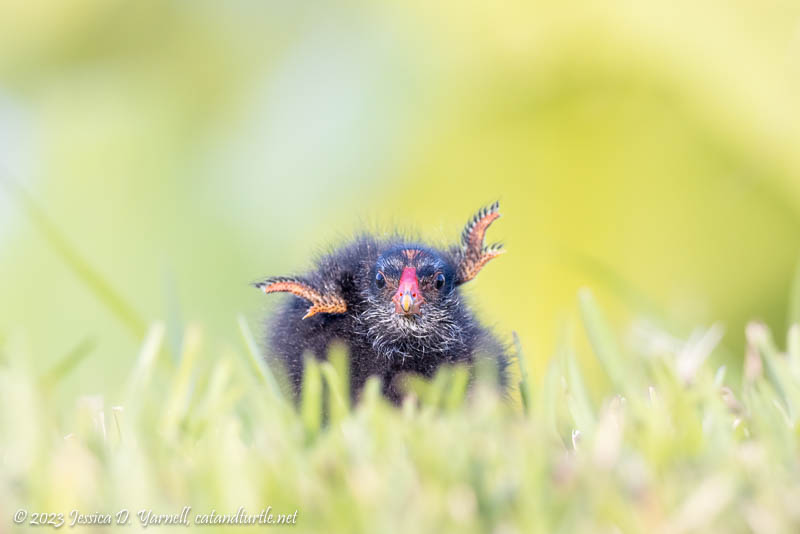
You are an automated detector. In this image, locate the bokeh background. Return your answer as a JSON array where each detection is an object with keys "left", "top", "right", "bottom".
[{"left": 2, "top": 1, "right": 800, "bottom": 402}]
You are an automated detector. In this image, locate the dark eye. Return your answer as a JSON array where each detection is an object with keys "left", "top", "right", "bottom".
[
  {"left": 375, "top": 271, "right": 386, "bottom": 288},
  {"left": 435, "top": 273, "right": 445, "bottom": 290}
]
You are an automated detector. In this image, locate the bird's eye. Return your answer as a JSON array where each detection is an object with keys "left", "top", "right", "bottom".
[
  {"left": 375, "top": 271, "right": 386, "bottom": 288},
  {"left": 435, "top": 273, "right": 446, "bottom": 290}
]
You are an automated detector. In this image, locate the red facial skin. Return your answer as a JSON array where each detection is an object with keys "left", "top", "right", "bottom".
[{"left": 392, "top": 267, "right": 424, "bottom": 315}]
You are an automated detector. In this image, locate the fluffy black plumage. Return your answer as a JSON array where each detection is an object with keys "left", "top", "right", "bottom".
[{"left": 257, "top": 203, "right": 509, "bottom": 404}]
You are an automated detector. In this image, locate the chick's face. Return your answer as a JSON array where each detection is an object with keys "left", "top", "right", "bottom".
[
  {"left": 370, "top": 246, "right": 456, "bottom": 318},
  {"left": 355, "top": 245, "right": 464, "bottom": 359}
]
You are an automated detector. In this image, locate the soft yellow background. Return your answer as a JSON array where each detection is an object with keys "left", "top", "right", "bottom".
[{"left": 2, "top": 1, "right": 800, "bottom": 398}]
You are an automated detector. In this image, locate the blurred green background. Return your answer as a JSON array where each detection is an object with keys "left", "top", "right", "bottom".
[{"left": 2, "top": 1, "right": 800, "bottom": 401}]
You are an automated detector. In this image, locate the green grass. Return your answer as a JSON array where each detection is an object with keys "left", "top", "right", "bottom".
[{"left": 2, "top": 289, "right": 800, "bottom": 533}]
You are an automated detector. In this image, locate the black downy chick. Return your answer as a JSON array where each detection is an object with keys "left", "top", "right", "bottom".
[{"left": 255, "top": 203, "right": 509, "bottom": 404}]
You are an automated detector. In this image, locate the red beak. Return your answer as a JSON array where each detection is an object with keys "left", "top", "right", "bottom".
[{"left": 392, "top": 267, "right": 423, "bottom": 315}]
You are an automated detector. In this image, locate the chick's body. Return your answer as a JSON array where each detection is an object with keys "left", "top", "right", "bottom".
[{"left": 258, "top": 204, "right": 509, "bottom": 403}]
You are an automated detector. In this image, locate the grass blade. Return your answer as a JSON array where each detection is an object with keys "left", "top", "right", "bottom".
[
  {"left": 514, "top": 332, "right": 534, "bottom": 415},
  {"left": 538, "top": 356, "right": 564, "bottom": 446},
  {"left": 301, "top": 355, "right": 322, "bottom": 439},
  {"left": 578, "top": 288, "right": 632, "bottom": 395},
  {"left": 749, "top": 322, "right": 798, "bottom": 424},
  {"left": 443, "top": 365, "right": 470, "bottom": 411},
  {"left": 161, "top": 325, "right": 201, "bottom": 438},
  {"left": 39, "top": 336, "right": 95, "bottom": 388},
  {"left": 125, "top": 323, "right": 165, "bottom": 404},
  {"left": 237, "top": 314, "right": 284, "bottom": 404},
  {"left": 320, "top": 362, "right": 348, "bottom": 423},
  {"left": 564, "top": 346, "right": 596, "bottom": 435},
  {"left": 0, "top": 175, "right": 146, "bottom": 339},
  {"left": 327, "top": 342, "right": 350, "bottom": 412}
]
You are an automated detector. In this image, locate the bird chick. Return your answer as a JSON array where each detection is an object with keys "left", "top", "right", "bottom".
[{"left": 256, "top": 202, "right": 509, "bottom": 404}]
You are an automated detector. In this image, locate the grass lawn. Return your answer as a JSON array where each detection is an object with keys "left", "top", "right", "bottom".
[{"left": 2, "top": 286, "right": 799, "bottom": 534}]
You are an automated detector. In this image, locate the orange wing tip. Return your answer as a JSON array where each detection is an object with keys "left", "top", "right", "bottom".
[
  {"left": 457, "top": 203, "right": 505, "bottom": 284},
  {"left": 460, "top": 201, "right": 501, "bottom": 249},
  {"left": 255, "top": 277, "right": 347, "bottom": 319}
]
